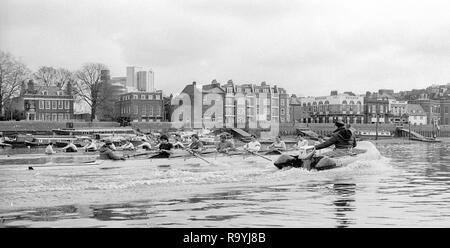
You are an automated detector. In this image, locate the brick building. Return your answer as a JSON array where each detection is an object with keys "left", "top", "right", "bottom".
[
  {"left": 439, "top": 99, "right": 450, "bottom": 125},
  {"left": 115, "top": 91, "right": 164, "bottom": 122},
  {"left": 10, "top": 79, "right": 74, "bottom": 121},
  {"left": 172, "top": 80, "right": 287, "bottom": 130},
  {"left": 289, "top": 95, "right": 310, "bottom": 123},
  {"left": 408, "top": 98, "right": 441, "bottom": 125}
]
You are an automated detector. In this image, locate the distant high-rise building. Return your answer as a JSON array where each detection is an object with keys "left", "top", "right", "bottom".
[
  {"left": 126, "top": 66, "right": 155, "bottom": 92},
  {"left": 126, "top": 66, "right": 136, "bottom": 88}
]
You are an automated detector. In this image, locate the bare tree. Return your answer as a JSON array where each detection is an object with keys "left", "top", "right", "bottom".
[
  {"left": 55, "top": 68, "right": 74, "bottom": 89},
  {"left": 73, "top": 63, "right": 109, "bottom": 121},
  {"left": 34, "top": 66, "right": 58, "bottom": 87},
  {"left": 0, "top": 51, "right": 31, "bottom": 118}
]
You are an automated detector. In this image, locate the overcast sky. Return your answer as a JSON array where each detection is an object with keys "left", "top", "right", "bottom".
[{"left": 1, "top": 0, "right": 449, "bottom": 97}]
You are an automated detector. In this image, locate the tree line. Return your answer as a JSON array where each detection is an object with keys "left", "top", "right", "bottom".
[{"left": 0, "top": 50, "right": 118, "bottom": 121}]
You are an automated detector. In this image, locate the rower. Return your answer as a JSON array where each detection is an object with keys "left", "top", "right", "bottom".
[
  {"left": 267, "top": 136, "right": 286, "bottom": 153},
  {"left": 150, "top": 134, "right": 173, "bottom": 158},
  {"left": 135, "top": 138, "right": 151, "bottom": 150},
  {"left": 82, "top": 139, "right": 97, "bottom": 152},
  {"left": 216, "top": 134, "right": 235, "bottom": 153},
  {"left": 99, "top": 140, "right": 126, "bottom": 160},
  {"left": 45, "top": 142, "right": 56, "bottom": 155},
  {"left": 243, "top": 134, "right": 261, "bottom": 153},
  {"left": 120, "top": 140, "right": 135, "bottom": 151},
  {"left": 294, "top": 134, "right": 309, "bottom": 149},
  {"left": 62, "top": 140, "right": 78, "bottom": 153},
  {"left": 186, "top": 134, "right": 204, "bottom": 153},
  {"left": 173, "top": 134, "right": 185, "bottom": 149}
]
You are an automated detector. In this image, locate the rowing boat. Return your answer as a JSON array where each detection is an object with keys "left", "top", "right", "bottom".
[{"left": 0, "top": 145, "right": 335, "bottom": 169}]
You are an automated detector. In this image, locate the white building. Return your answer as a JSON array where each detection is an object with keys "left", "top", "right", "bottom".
[
  {"left": 388, "top": 99, "right": 408, "bottom": 124},
  {"left": 126, "top": 66, "right": 155, "bottom": 92},
  {"left": 300, "top": 94, "right": 364, "bottom": 124},
  {"left": 406, "top": 104, "right": 427, "bottom": 125}
]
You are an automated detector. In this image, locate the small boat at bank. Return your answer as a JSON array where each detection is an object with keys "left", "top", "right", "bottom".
[{"left": 410, "top": 137, "right": 442, "bottom": 143}]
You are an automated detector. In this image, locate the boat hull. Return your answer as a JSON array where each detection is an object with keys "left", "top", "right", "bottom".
[{"left": 273, "top": 141, "right": 382, "bottom": 170}]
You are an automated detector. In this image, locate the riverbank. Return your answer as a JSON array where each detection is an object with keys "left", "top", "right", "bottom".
[{"left": 2, "top": 121, "right": 450, "bottom": 138}]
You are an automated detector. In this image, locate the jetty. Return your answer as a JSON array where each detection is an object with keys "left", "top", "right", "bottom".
[{"left": 397, "top": 128, "right": 442, "bottom": 143}]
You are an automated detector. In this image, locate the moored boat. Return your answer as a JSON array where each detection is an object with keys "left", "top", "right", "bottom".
[{"left": 410, "top": 137, "right": 442, "bottom": 143}]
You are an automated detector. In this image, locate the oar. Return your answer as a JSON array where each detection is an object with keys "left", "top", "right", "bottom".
[
  {"left": 125, "top": 150, "right": 158, "bottom": 158},
  {"left": 246, "top": 150, "right": 273, "bottom": 162},
  {"left": 186, "top": 149, "right": 213, "bottom": 165}
]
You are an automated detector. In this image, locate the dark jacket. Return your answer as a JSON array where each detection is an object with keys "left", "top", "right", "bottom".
[
  {"left": 99, "top": 145, "right": 122, "bottom": 160},
  {"left": 314, "top": 126, "right": 357, "bottom": 150}
]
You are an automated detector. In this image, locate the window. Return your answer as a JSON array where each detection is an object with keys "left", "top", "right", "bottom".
[
  {"left": 141, "top": 104, "right": 146, "bottom": 116},
  {"left": 134, "top": 105, "right": 138, "bottom": 114},
  {"left": 51, "top": 101, "right": 56, "bottom": 109},
  {"left": 58, "top": 113, "right": 64, "bottom": 121},
  {"left": 39, "top": 100, "right": 44, "bottom": 109},
  {"left": 52, "top": 113, "right": 57, "bottom": 121},
  {"left": 65, "top": 114, "right": 70, "bottom": 120},
  {"left": 57, "top": 91, "right": 62, "bottom": 96},
  {"left": 226, "top": 108, "right": 234, "bottom": 115},
  {"left": 45, "top": 113, "right": 51, "bottom": 120},
  {"left": 155, "top": 95, "right": 160, "bottom": 100},
  {"left": 65, "top": 100, "right": 69, "bottom": 109},
  {"left": 237, "top": 108, "right": 245, "bottom": 115},
  {"left": 42, "top": 91, "right": 48, "bottom": 95},
  {"left": 133, "top": 95, "right": 138, "bottom": 100},
  {"left": 155, "top": 106, "right": 161, "bottom": 116},
  {"left": 45, "top": 101, "right": 50, "bottom": 109},
  {"left": 148, "top": 105, "right": 153, "bottom": 116},
  {"left": 281, "top": 108, "right": 285, "bottom": 115},
  {"left": 58, "top": 100, "right": 63, "bottom": 109},
  {"left": 141, "top": 95, "right": 146, "bottom": 100},
  {"left": 148, "top": 94, "right": 153, "bottom": 100},
  {"left": 271, "top": 99, "right": 279, "bottom": 106}
]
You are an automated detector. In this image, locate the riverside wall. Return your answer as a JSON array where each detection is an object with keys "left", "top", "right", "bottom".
[
  {"left": 278, "top": 122, "right": 450, "bottom": 138},
  {"left": 2, "top": 120, "right": 450, "bottom": 138},
  {"left": 0, "top": 121, "right": 120, "bottom": 135}
]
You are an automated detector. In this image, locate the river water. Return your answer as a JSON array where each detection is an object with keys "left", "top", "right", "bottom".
[{"left": 0, "top": 139, "right": 449, "bottom": 228}]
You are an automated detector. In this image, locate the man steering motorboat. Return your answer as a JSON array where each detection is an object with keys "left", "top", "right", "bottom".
[
  {"left": 274, "top": 120, "right": 357, "bottom": 170},
  {"left": 314, "top": 120, "right": 357, "bottom": 151}
]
